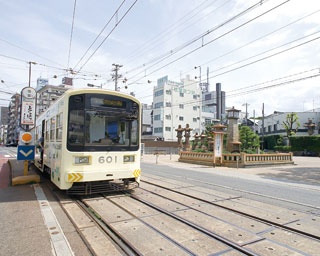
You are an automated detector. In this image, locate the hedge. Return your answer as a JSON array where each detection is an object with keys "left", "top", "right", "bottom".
[{"left": 290, "top": 136, "right": 320, "bottom": 152}]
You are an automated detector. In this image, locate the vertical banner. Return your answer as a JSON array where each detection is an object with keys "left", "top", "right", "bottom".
[
  {"left": 20, "top": 87, "right": 36, "bottom": 126},
  {"left": 214, "top": 133, "right": 222, "bottom": 157}
]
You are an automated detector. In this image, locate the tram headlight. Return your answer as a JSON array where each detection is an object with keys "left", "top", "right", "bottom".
[
  {"left": 123, "top": 155, "right": 135, "bottom": 163},
  {"left": 74, "top": 156, "right": 90, "bottom": 164}
]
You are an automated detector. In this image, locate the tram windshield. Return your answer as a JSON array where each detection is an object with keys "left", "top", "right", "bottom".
[{"left": 67, "top": 94, "right": 140, "bottom": 152}]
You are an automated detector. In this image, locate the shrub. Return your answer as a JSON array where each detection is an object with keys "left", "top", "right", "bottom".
[{"left": 290, "top": 136, "right": 320, "bottom": 152}]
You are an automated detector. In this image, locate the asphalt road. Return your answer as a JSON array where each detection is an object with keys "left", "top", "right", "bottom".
[{"left": 141, "top": 154, "right": 320, "bottom": 211}]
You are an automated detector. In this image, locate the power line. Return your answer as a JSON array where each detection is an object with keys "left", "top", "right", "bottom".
[
  {"left": 125, "top": 0, "right": 286, "bottom": 84},
  {"left": 126, "top": 0, "right": 269, "bottom": 80},
  {"left": 209, "top": 34, "right": 320, "bottom": 79},
  {"left": 75, "top": 0, "right": 138, "bottom": 73},
  {"left": 0, "top": 38, "right": 64, "bottom": 68},
  {"left": 72, "top": 0, "right": 127, "bottom": 70},
  {"left": 228, "top": 67, "right": 320, "bottom": 94},
  {"left": 67, "top": 0, "right": 77, "bottom": 70},
  {"left": 228, "top": 72, "right": 320, "bottom": 97},
  {"left": 198, "top": 9, "right": 320, "bottom": 74},
  {"left": 125, "top": 0, "right": 228, "bottom": 66}
]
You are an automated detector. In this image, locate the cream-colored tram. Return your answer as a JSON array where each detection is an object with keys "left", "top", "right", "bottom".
[{"left": 34, "top": 88, "right": 141, "bottom": 195}]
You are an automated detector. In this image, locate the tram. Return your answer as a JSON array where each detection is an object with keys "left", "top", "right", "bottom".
[{"left": 33, "top": 88, "right": 141, "bottom": 195}]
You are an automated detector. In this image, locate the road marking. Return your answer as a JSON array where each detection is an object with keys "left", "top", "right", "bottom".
[{"left": 33, "top": 184, "right": 74, "bottom": 256}]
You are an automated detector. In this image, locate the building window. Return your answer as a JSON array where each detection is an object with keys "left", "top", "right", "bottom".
[
  {"left": 165, "top": 90, "right": 171, "bottom": 95},
  {"left": 165, "top": 127, "right": 171, "bottom": 131},
  {"left": 193, "top": 106, "right": 197, "bottom": 111},
  {"left": 205, "top": 94, "right": 211, "bottom": 100},
  {"left": 193, "top": 95, "right": 197, "bottom": 99},
  {"left": 154, "top": 127, "right": 163, "bottom": 133},
  {"left": 154, "top": 114, "right": 161, "bottom": 121},
  {"left": 179, "top": 104, "right": 184, "bottom": 109},
  {"left": 165, "top": 102, "right": 171, "bottom": 107},
  {"left": 154, "top": 90, "right": 163, "bottom": 97},
  {"left": 165, "top": 115, "right": 171, "bottom": 120},
  {"left": 179, "top": 116, "right": 184, "bottom": 121},
  {"left": 154, "top": 102, "right": 163, "bottom": 109},
  {"left": 193, "top": 118, "right": 197, "bottom": 122},
  {"left": 180, "top": 92, "right": 184, "bottom": 97}
]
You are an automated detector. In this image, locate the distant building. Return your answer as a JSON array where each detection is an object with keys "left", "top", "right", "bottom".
[
  {"left": 0, "top": 106, "right": 9, "bottom": 144},
  {"left": 257, "top": 111, "right": 320, "bottom": 136},
  {"left": 141, "top": 104, "right": 153, "bottom": 135},
  {"left": 151, "top": 75, "right": 226, "bottom": 141},
  {"left": 36, "top": 77, "right": 49, "bottom": 91},
  {"left": 6, "top": 94, "right": 21, "bottom": 146},
  {"left": 36, "top": 77, "right": 73, "bottom": 116}
]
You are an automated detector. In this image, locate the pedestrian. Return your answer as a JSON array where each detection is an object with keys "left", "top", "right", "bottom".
[{"left": 38, "top": 136, "right": 44, "bottom": 163}]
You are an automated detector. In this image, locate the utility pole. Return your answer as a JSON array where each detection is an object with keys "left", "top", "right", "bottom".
[
  {"left": 111, "top": 63, "right": 123, "bottom": 91},
  {"left": 262, "top": 103, "right": 265, "bottom": 150},
  {"left": 28, "top": 61, "right": 36, "bottom": 87},
  {"left": 242, "top": 102, "right": 250, "bottom": 126},
  {"left": 195, "top": 66, "right": 202, "bottom": 134}
]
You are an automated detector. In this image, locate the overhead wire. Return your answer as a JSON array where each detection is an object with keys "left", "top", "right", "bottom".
[
  {"left": 125, "top": 0, "right": 229, "bottom": 66},
  {"left": 72, "top": 0, "right": 127, "bottom": 70},
  {"left": 124, "top": 0, "right": 283, "bottom": 84},
  {"left": 227, "top": 67, "right": 320, "bottom": 94},
  {"left": 181, "top": 8, "right": 320, "bottom": 79},
  {"left": 74, "top": 0, "right": 138, "bottom": 74},
  {"left": 67, "top": 0, "right": 77, "bottom": 71},
  {"left": 0, "top": 38, "right": 64, "bottom": 68},
  {"left": 145, "top": 32, "right": 320, "bottom": 100},
  {"left": 208, "top": 33, "right": 320, "bottom": 79}
]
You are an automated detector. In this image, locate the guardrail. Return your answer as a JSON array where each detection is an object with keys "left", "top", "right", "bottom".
[{"left": 179, "top": 151, "right": 294, "bottom": 168}]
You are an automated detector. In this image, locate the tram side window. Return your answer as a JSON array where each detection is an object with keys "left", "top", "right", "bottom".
[
  {"left": 56, "top": 113, "right": 63, "bottom": 141},
  {"left": 50, "top": 116, "right": 56, "bottom": 141},
  {"left": 68, "top": 110, "right": 85, "bottom": 144},
  {"left": 131, "top": 120, "right": 138, "bottom": 145},
  {"left": 45, "top": 120, "right": 49, "bottom": 142}
]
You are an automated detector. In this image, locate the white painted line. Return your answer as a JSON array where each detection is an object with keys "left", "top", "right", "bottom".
[{"left": 33, "top": 184, "right": 74, "bottom": 256}]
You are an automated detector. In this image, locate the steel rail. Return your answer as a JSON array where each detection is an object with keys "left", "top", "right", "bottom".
[
  {"left": 130, "top": 193, "right": 259, "bottom": 256},
  {"left": 142, "top": 180, "right": 320, "bottom": 241}
]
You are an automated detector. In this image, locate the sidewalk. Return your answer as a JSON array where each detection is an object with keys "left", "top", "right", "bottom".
[
  {"left": 0, "top": 159, "right": 54, "bottom": 256},
  {"left": 141, "top": 154, "right": 320, "bottom": 187}
]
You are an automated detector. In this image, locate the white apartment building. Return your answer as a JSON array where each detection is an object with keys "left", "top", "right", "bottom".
[
  {"left": 152, "top": 75, "right": 226, "bottom": 141},
  {"left": 153, "top": 75, "right": 201, "bottom": 141}
]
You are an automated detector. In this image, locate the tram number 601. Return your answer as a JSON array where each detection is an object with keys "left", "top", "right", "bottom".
[{"left": 98, "top": 156, "right": 117, "bottom": 164}]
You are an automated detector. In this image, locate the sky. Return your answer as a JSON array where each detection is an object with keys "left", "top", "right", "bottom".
[{"left": 1, "top": 0, "right": 320, "bottom": 117}]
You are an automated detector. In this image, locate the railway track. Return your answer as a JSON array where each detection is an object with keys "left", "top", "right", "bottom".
[{"left": 52, "top": 173, "right": 320, "bottom": 255}]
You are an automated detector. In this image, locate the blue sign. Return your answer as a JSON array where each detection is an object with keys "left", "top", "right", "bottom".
[{"left": 17, "top": 145, "right": 35, "bottom": 161}]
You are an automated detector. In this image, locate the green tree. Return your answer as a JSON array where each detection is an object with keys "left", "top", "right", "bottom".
[
  {"left": 283, "top": 112, "right": 300, "bottom": 137},
  {"left": 239, "top": 126, "right": 260, "bottom": 153}
]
